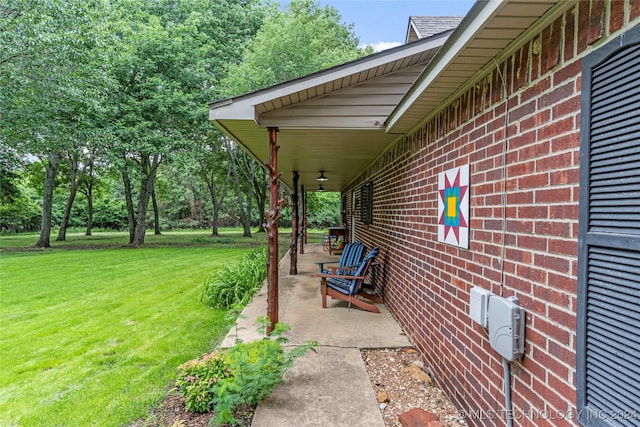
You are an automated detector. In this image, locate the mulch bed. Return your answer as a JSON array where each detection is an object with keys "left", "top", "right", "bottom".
[{"left": 130, "top": 390, "right": 255, "bottom": 427}]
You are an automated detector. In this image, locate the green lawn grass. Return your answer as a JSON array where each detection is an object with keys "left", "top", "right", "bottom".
[
  {"left": 0, "top": 230, "right": 271, "bottom": 426},
  {"left": 0, "top": 228, "right": 269, "bottom": 249}
]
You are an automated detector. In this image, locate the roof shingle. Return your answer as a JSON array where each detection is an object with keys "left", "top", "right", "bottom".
[{"left": 405, "top": 16, "right": 464, "bottom": 43}]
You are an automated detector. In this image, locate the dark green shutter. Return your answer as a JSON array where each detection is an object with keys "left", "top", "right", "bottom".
[
  {"left": 360, "top": 182, "right": 373, "bottom": 225},
  {"left": 577, "top": 24, "right": 640, "bottom": 427}
]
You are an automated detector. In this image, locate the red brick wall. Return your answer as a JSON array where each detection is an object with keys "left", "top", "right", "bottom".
[{"left": 344, "top": 2, "right": 640, "bottom": 426}]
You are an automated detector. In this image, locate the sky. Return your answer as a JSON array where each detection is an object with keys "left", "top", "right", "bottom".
[{"left": 316, "top": 0, "right": 476, "bottom": 51}]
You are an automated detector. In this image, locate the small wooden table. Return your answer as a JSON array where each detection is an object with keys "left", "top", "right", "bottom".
[{"left": 327, "top": 227, "right": 346, "bottom": 255}]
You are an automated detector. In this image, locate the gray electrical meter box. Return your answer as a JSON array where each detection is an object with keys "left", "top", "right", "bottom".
[
  {"left": 469, "top": 287, "right": 493, "bottom": 328},
  {"left": 488, "top": 296, "right": 525, "bottom": 361}
]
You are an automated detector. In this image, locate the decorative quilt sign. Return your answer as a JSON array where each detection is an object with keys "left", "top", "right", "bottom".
[{"left": 438, "top": 164, "right": 470, "bottom": 248}]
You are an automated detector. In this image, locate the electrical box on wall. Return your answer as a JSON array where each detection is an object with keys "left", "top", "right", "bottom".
[
  {"left": 469, "top": 287, "right": 494, "bottom": 328},
  {"left": 488, "top": 296, "right": 525, "bottom": 361}
]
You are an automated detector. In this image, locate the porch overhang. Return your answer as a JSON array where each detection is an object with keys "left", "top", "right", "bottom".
[
  {"left": 209, "top": 32, "right": 452, "bottom": 192},
  {"left": 209, "top": 0, "right": 572, "bottom": 193}
]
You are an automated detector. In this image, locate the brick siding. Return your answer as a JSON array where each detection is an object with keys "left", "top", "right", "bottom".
[{"left": 344, "top": 2, "right": 640, "bottom": 426}]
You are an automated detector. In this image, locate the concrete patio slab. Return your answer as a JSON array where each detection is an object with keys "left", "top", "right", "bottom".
[
  {"left": 220, "top": 243, "right": 412, "bottom": 426},
  {"left": 251, "top": 346, "right": 384, "bottom": 427}
]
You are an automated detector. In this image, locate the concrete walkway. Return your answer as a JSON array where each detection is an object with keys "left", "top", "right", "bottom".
[{"left": 220, "top": 244, "right": 412, "bottom": 427}]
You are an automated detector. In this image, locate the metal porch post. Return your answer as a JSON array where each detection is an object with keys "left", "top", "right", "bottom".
[
  {"left": 300, "top": 185, "right": 305, "bottom": 254},
  {"left": 290, "top": 171, "right": 299, "bottom": 274}
]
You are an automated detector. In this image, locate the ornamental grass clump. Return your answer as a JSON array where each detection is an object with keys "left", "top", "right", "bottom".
[
  {"left": 175, "top": 317, "right": 318, "bottom": 426},
  {"left": 201, "top": 250, "right": 267, "bottom": 309}
]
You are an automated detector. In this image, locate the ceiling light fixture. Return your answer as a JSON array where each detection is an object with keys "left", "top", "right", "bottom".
[
  {"left": 316, "top": 184, "right": 325, "bottom": 192},
  {"left": 316, "top": 170, "right": 328, "bottom": 181}
]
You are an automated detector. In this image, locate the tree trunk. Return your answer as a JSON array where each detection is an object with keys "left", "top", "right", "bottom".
[
  {"left": 198, "top": 140, "right": 232, "bottom": 237},
  {"left": 132, "top": 153, "right": 161, "bottom": 247},
  {"left": 85, "top": 183, "right": 93, "bottom": 235},
  {"left": 35, "top": 152, "right": 60, "bottom": 248},
  {"left": 303, "top": 189, "right": 308, "bottom": 244},
  {"left": 56, "top": 180, "right": 80, "bottom": 241},
  {"left": 254, "top": 166, "right": 267, "bottom": 233},
  {"left": 211, "top": 208, "right": 219, "bottom": 236},
  {"left": 56, "top": 155, "right": 85, "bottom": 242},
  {"left": 152, "top": 187, "right": 161, "bottom": 235},
  {"left": 242, "top": 161, "right": 255, "bottom": 237},
  {"left": 84, "top": 169, "right": 95, "bottom": 236},
  {"left": 300, "top": 185, "right": 305, "bottom": 254},
  {"left": 121, "top": 165, "right": 135, "bottom": 244},
  {"left": 208, "top": 163, "right": 231, "bottom": 237},
  {"left": 290, "top": 171, "right": 299, "bottom": 275},
  {"left": 232, "top": 169, "right": 248, "bottom": 236},
  {"left": 227, "top": 141, "right": 252, "bottom": 237},
  {"left": 132, "top": 177, "right": 152, "bottom": 246}
]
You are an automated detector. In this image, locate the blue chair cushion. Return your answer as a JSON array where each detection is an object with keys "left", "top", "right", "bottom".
[
  {"left": 339, "top": 242, "right": 365, "bottom": 269},
  {"left": 320, "top": 242, "right": 366, "bottom": 275},
  {"left": 326, "top": 277, "right": 354, "bottom": 295},
  {"left": 325, "top": 248, "right": 379, "bottom": 295}
]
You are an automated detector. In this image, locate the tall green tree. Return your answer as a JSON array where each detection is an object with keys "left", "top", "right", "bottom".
[
  {"left": 0, "top": 0, "right": 115, "bottom": 247},
  {"left": 192, "top": 134, "right": 233, "bottom": 236},
  {"left": 306, "top": 191, "right": 340, "bottom": 227},
  {"left": 55, "top": 146, "right": 100, "bottom": 241},
  {"left": 109, "top": 0, "right": 266, "bottom": 246},
  {"left": 0, "top": 146, "right": 41, "bottom": 232},
  {"left": 78, "top": 151, "right": 110, "bottom": 236},
  {"left": 218, "top": 0, "right": 372, "bottom": 234},
  {"left": 227, "top": 140, "right": 255, "bottom": 237},
  {"left": 109, "top": 7, "right": 190, "bottom": 245},
  {"left": 220, "top": 0, "right": 371, "bottom": 95}
]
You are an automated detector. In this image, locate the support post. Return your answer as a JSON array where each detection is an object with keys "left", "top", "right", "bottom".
[
  {"left": 300, "top": 185, "right": 305, "bottom": 254},
  {"left": 265, "top": 127, "right": 281, "bottom": 335},
  {"left": 303, "top": 188, "right": 308, "bottom": 245},
  {"left": 290, "top": 171, "right": 299, "bottom": 274}
]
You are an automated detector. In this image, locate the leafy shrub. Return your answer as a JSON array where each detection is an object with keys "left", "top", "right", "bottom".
[
  {"left": 174, "top": 351, "right": 232, "bottom": 413},
  {"left": 175, "top": 317, "right": 318, "bottom": 426},
  {"left": 201, "top": 250, "right": 267, "bottom": 309}
]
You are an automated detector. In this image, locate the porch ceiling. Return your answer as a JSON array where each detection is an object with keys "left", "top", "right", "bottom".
[{"left": 213, "top": 123, "right": 398, "bottom": 193}]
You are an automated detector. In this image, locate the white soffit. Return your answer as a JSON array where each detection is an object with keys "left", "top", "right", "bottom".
[
  {"left": 209, "top": 31, "right": 451, "bottom": 125},
  {"left": 386, "top": 0, "right": 567, "bottom": 134},
  {"left": 209, "top": 32, "right": 452, "bottom": 191}
]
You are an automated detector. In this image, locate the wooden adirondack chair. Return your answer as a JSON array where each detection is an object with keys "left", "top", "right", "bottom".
[{"left": 315, "top": 248, "right": 383, "bottom": 313}]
